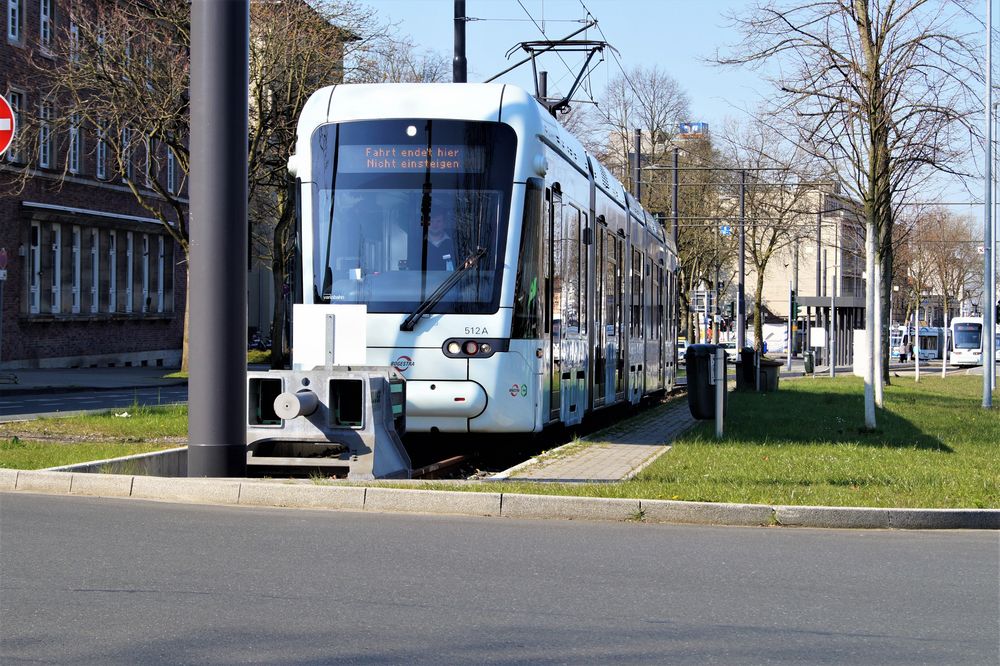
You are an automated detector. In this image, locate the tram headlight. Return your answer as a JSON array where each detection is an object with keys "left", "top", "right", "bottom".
[
  {"left": 480, "top": 343, "right": 492, "bottom": 354},
  {"left": 463, "top": 340, "right": 480, "bottom": 356},
  {"left": 447, "top": 341, "right": 462, "bottom": 355}
]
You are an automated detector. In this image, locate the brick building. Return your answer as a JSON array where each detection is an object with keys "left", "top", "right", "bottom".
[{"left": 1, "top": 0, "right": 185, "bottom": 369}]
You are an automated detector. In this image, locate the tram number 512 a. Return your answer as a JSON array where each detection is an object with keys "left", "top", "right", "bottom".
[{"left": 465, "top": 326, "right": 489, "bottom": 335}]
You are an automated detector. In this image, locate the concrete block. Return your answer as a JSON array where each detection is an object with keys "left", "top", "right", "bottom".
[
  {"left": 69, "top": 473, "right": 133, "bottom": 498},
  {"left": 887, "top": 508, "right": 1000, "bottom": 530},
  {"left": 0, "top": 468, "right": 18, "bottom": 490},
  {"left": 775, "top": 505, "right": 890, "bottom": 529},
  {"left": 130, "top": 476, "right": 241, "bottom": 505},
  {"left": 640, "top": 499, "right": 774, "bottom": 526},
  {"left": 500, "top": 493, "right": 640, "bottom": 522},
  {"left": 16, "top": 470, "right": 72, "bottom": 494},
  {"left": 238, "top": 482, "right": 366, "bottom": 511},
  {"left": 364, "top": 487, "right": 501, "bottom": 517}
]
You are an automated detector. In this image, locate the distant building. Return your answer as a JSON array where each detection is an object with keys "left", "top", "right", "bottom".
[
  {"left": 1, "top": 0, "right": 185, "bottom": 369},
  {"left": 746, "top": 185, "right": 866, "bottom": 365}
]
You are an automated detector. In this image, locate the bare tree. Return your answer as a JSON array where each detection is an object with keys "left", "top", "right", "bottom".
[
  {"left": 349, "top": 34, "right": 450, "bottom": 83},
  {"left": 248, "top": 0, "right": 389, "bottom": 366},
  {"left": 719, "top": 117, "right": 819, "bottom": 354},
  {"left": 719, "top": 0, "right": 980, "bottom": 428},
  {"left": 591, "top": 65, "right": 690, "bottom": 184}
]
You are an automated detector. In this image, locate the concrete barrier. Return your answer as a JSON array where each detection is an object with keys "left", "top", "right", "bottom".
[
  {"left": 364, "top": 487, "right": 501, "bottom": 517},
  {"left": 130, "top": 475, "right": 240, "bottom": 505},
  {"left": 238, "top": 482, "right": 366, "bottom": 511},
  {"left": 641, "top": 499, "right": 774, "bottom": 526},
  {"left": 500, "top": 493, "right": 640, "bottom": 522}
]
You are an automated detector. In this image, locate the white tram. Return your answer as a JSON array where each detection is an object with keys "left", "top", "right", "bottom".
[
  {"left": 949, "top": 316, "right": 1000, "bottom": 367},
  {"left": 288, "top": 83, "right": 680, "bottom": 433}
]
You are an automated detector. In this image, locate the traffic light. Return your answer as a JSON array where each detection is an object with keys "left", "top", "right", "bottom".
[
  {"left": 790, "top": 288, "right": 799, "bottom": 320},
  {"left": 726, "top": 301, "right": 735, "bottom": 319}
]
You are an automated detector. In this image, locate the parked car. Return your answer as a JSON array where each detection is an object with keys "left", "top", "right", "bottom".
[
  {"left": 720, "top": 341, "right": 739, "bottom": 361},
  {"left": 677, "top": 340, "right": 687, "bottom": 361}
]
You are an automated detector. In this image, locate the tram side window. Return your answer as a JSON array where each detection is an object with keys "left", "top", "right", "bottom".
[
  {"left": 513, "top": 179, "right": 544, "bottom": 339},
  {"left": 602, "top": 230, "right": 613, "bottom": 332},
  {"left": 631, "top": 248, "right": 643, "bottom": 337},
  {"left": 564, "top": 205, "right": 581, "bottom": 332}
]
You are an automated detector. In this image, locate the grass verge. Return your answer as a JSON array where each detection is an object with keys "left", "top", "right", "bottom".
[
  {"left": 0, "top": 404, "right": 186, "bottom": 470},
  {"left": 411, "top": 375, "right": 999, "bottom": 509}
]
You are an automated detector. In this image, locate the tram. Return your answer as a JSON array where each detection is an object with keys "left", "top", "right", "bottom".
[
  {"left": 949, "top": 316, "right": 1000, "bottom": 367},
  {"left": 287, "top": 83, "right": 680, "bottom": 433}
]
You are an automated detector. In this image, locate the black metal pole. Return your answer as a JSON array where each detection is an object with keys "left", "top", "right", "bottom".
[
  {"left": 737, "top": 170, "right": 746, "bottom": 350},
  {"left": 633, "top": 128, "right": 642, "bottom": 203},
  {"left": 188, "top": 0, "right": 249, "bottom": 477},
  {"left": 453, "top": 0, "right": 467, "bottom": 83}
]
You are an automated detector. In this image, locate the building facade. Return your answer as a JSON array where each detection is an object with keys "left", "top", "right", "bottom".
[{"left": 1, "top": 0, "right": 186, "bottom": 369}]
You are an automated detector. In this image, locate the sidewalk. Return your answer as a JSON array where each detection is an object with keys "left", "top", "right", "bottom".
[
  {"left": 0, "top": 366, "right": 186, "bottom": 395},
  {"left": 496, "top": 398, "right": 695, "bottom": 482}
]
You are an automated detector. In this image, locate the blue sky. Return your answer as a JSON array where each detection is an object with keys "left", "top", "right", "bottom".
[{"left": 362, "top": 0, "right": 766, "bottom": 130}]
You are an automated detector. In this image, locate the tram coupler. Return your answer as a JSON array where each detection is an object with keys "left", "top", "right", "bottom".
[{"left": 246, "top": 366, "right": 409, "bottom": 480}]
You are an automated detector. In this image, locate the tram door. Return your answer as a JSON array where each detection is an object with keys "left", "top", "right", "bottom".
[
  {"left": 547, "top": 189, "right": 561, "bottom": 422},
  {"left": 548, "top": 190, "right": 585, "bottom": 425}
]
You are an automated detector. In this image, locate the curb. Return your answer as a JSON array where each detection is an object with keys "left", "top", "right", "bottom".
[
  {"left": 1, "top": 469, "right": 997, "bottom": 530},
  {"left": 0, "top": 380, "right": 187, "bottom": 398}
]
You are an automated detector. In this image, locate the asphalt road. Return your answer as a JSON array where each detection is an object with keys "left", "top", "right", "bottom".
[
  {"left": 1, "top": 493, "right": 997, "bottom": 665},
  {"left": 0, "top": 386, "right": 188, "bottom": 419}
]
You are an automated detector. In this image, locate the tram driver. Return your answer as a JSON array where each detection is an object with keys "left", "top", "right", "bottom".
[{"left": 424, "top": 210, "right": 456, "bottom": 271}]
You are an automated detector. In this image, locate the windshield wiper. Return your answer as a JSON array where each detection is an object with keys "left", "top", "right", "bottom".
[{"left": 400, "top": 247, "right": 488, "bottom": 331}]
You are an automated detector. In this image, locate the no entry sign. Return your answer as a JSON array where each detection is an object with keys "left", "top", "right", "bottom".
[{"left": 0, "top": 94, "right": 15, "bottom": 156}]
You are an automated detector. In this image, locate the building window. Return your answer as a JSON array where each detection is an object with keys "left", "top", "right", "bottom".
[
  {"left": 71, "top": 226, "right": 81, "bottom": 314},
  {"left": 38, "top": 101, "right": 52, "bottom": 168},
  {"left": 120, "top": 127, "right": 132, "bottom": 181},
  {"left": 96, "top": 122, "right": 107, "bottom": 179},
  {"left": 68, "top": 113, "right": 81, "bottom": 174},
  {"left": 69, "top": 21, "right": 79, "bottom": 63},
  {"left": 107, "top": 230, "right": 117, "bottom": 312},
  {"left": 166, "top": 147, "right": 176, "bottom": 193},
  {"left": 89, "top": 228, "right": 99, "bottom": 313},
  {"left": 49, "top": 223, "right": 61, "bottom": 314},
  {"left": 141, "top": 234, "right": 149, "bottom": 312},
  {"left": 39, "top": 0, "right": 51, "bottom": 48},
  {"left": 5, "top": 90, "right": 21, "bottom": 162},
  {"left": 28, "top": 222, "right": 40, "bottom": 314},
  {"left": 143, "top": 136, "right": 151, "bottom": 187},
  {"left": 7, "top": 0, "right": 19, "bottom": 41},
  {"left": 157, "top": 235, "right": 165, "bottom": 312},
  {"left": 125, "top": 231, "right": 133, "bottom": 313}
]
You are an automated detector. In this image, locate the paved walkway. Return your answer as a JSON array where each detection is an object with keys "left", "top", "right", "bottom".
[{"left": 497, "top": 397, "right": 696, "bottom": 483}]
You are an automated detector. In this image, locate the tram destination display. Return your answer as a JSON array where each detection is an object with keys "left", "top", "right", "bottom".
[{"left": 340, "top": 144, "right": 485, "bottom": 173}]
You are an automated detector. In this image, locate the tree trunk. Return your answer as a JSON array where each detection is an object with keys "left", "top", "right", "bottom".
[
  {"left": 874, "top": 258, "right": 884, "bottom": 407},
  {"left": 864, "top": 220, "right": 877, "bottom": 430},
  {"left": 754, "top": 272, "right": 765, "bottom": 354},
  {"left": 880, "top": 250, "right": 894, "bottom": 386}
]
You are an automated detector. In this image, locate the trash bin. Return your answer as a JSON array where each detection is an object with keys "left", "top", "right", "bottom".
[
  {"left": 759, "top": 358, "right": 782, "bottom": 391},
  {"left": 736, "top": 347, "right": 756, "bottom": 391},
  {"left": 686, "top": 344, "right": 726, "bottom": 420},
  {"left": 804, "top": 350, "right": 815, "bottom": 374}
]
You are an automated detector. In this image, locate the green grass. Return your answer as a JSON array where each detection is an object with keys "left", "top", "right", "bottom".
[
  {"left": 410, "top": 375, "right": 999, "bottom": 509},
  {"left": 0, "top": 404, "right": 187, "bottom": 470}
]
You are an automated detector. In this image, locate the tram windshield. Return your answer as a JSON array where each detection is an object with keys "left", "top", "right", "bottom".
[
  {"left": 310, "top": 119, "right": 516, "bottom": 314},
  {"left": 953, "top": 323, "right": 982, "bottom": 349}
]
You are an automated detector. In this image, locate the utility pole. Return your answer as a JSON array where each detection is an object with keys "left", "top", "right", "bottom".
[
  {"left": 737, "top": 170, "right": 746, "bottom": 350},
  {"left": 633, "top": 128, "right": 642, "bottom": 202},
  {"left": 188, "top": 0, "right": 249, "bottom": 477},
  {"left": 453, "top": 1, "right": 467, "bottom": 83},
  {"left": 985, "top": 0, "right": 994, "bottom": 408}
]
